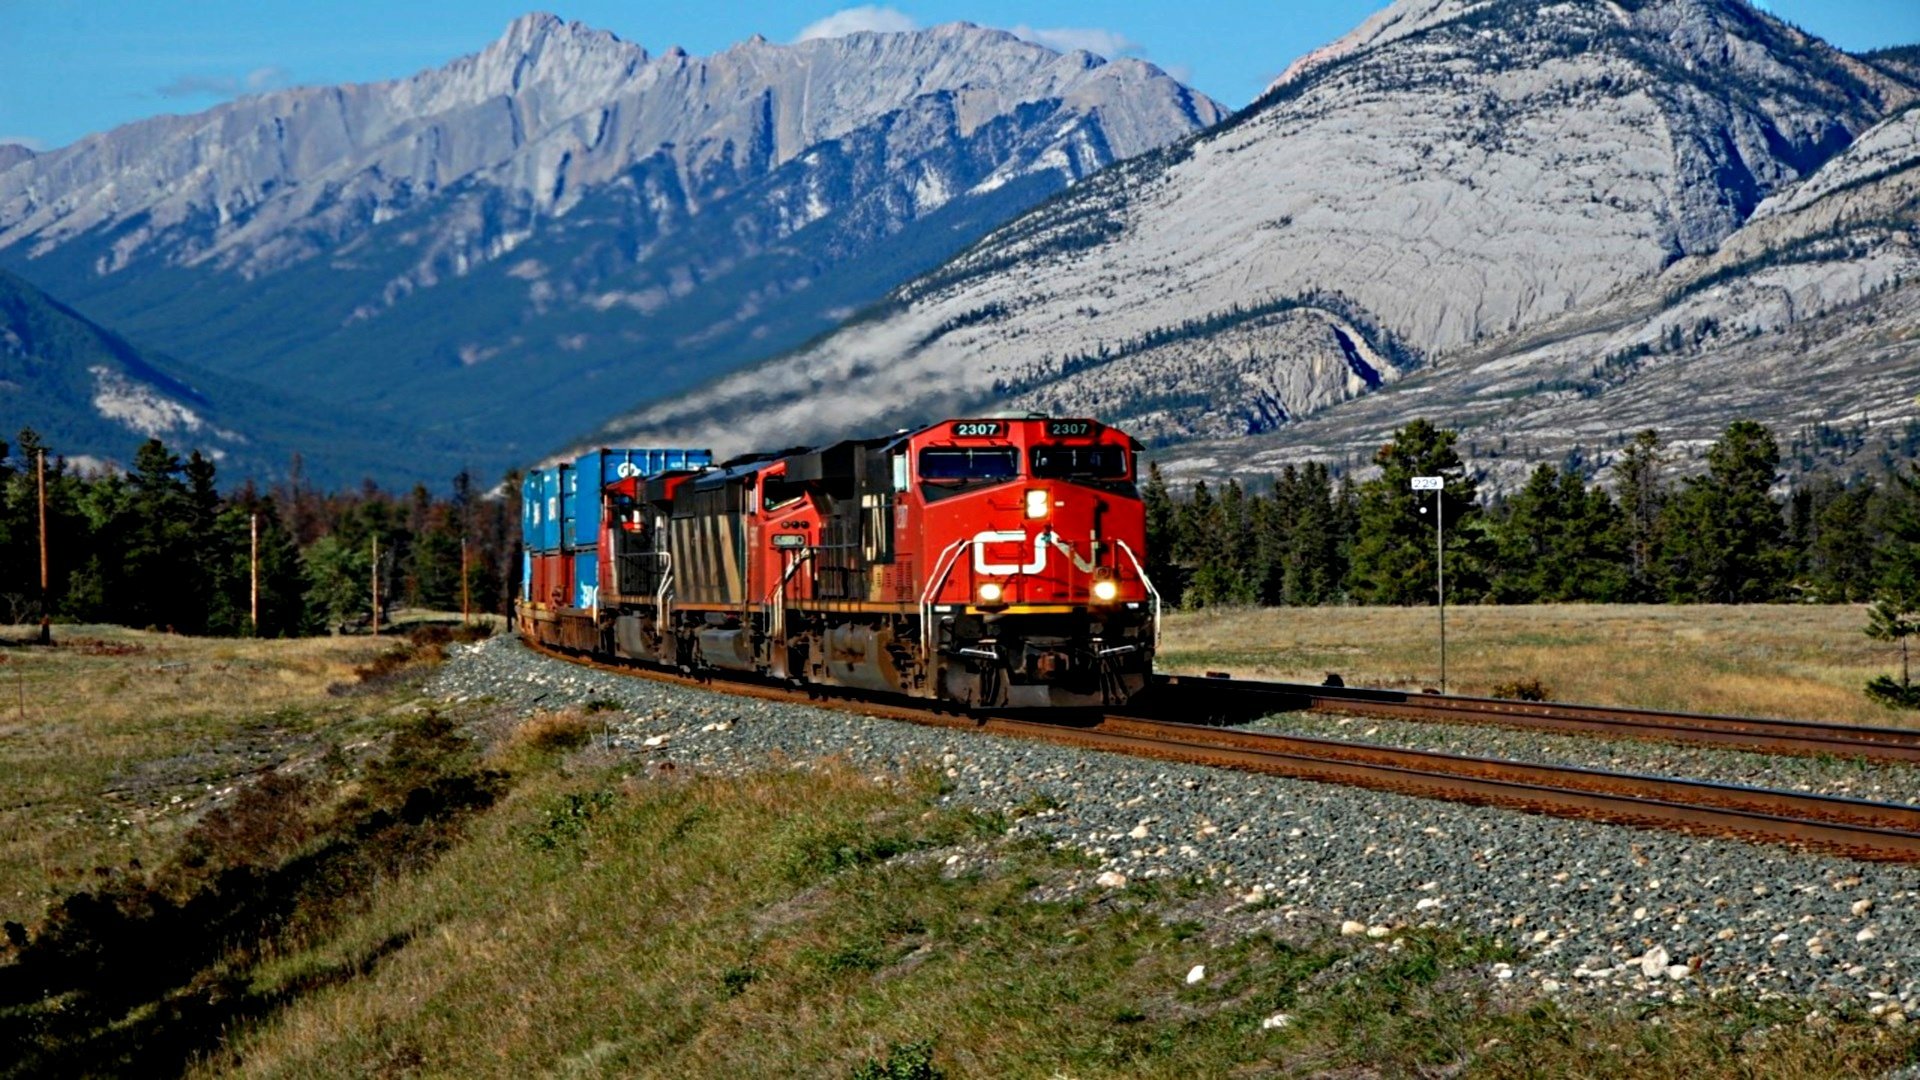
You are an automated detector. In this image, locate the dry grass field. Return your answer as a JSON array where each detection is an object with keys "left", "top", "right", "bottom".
[
  {"left": 0, "top": 626, "right": 397, "bottom": 929},
  {"left": 1159, "top": 604, "right": 1904, "bottom": 726}
]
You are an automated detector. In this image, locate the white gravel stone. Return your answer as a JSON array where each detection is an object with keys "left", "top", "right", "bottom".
[
  {"left": 1186, "top": 964, "right": 1206, "bottom": 985},
  {"left": 1640, "top": 946, "right": 1671, "bottom": 978}
]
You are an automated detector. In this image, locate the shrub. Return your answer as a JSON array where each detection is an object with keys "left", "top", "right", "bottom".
[
  {"left": 852, "top": 1040, "right": 943, "bottom": 1080},
  {"left": 1489, "top": 677, "right": 1550, "bottom": 702}
]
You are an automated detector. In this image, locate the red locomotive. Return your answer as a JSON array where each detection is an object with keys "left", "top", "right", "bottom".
[{"left": 518, "top": 416, "right": 1159, "bottom": 707}]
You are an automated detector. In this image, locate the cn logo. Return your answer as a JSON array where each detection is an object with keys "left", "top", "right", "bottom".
[
  {"left": 615, "top": 461, "right": 641, "bottom": 478},
  {"left": 973, "top": 530, "right": 1046, "bottom": 576},
  {"left": 578, "top": 584, "right": 599, "bottom": 610}
]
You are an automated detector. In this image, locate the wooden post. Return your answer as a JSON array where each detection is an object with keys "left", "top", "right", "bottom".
[
  {"left": 36, "top": 449, "right": 50, "bottom": 646},
  {"left": 371, "top": 535, "right": 381, "bottom": 636},
  {"left": 460, "top": 536, "right": 470, "bottom": 624},
  {"left": 249, "top": 512, "right": 260, "bottom": 634}
]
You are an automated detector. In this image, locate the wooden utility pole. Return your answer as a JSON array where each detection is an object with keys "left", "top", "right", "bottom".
[
  {"left": 460, "top": 536, "right": 470, "bottom": 624},
  {"left": 371, "top": 535, "right": 381, "bottom": 636},
  {"left": 36, "top": 449, "right": 50, "bottom": 646},
  {"left": 249, "top": 512, "right": 261, "bottom": 634}
]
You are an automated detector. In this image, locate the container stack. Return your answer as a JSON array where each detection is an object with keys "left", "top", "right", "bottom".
[{"left": 520, "top": 448, "right": 713, "bottom": 615}]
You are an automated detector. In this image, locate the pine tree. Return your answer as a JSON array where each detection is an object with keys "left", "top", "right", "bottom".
[
  {"left": 1277, "top": 463, "right": 1343, "bottom": 605},
  {"left": 1800, "top": 479, "right": 1878, "bottom": 602},
  {"left": 1867, "top": 466, "right": 1920, "bottom": 707},
  {"left": 1612, "top": 429, "right": 1667, "bottom": 600},
  {"left": 1141, "top": 462, "right": 1185, "bottom": 607},
  {"left": 1348, "top": 420, "right": 1480, "bottom": 605},
  {"left": 250, "top": 498, "right": 314, "bottom": 636},
  {"left": 1661, "top": 420, "right": 1789, "bottom": 602},
  {"left": 1489, "top": 465, "right": 1626, "bottom": 602}
]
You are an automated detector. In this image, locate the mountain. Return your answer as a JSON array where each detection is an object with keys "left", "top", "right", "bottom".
[
  {"left": 589, "top": 0, "right": 1917, "bottom": 464},
  {"left": 0, "top": 145, "right": 32, "bottom": 172},
  {"left": 0, "top": 269, "right": 477, "bottom": 485},
  {"left": 0, "top": 15, "right": 1222, "bottom": 481},
  {"left": 1184, "top": 99, "right": 1920, "bottom": 489}
]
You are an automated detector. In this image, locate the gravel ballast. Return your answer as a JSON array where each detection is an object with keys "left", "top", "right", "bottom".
[{"left": 430, "top": 635, "right": 1920, "bottom": 1019}]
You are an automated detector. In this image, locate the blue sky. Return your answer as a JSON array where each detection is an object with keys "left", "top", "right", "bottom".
[{"left": 2, "top": 0, "right": 1916, "bottom": 151}]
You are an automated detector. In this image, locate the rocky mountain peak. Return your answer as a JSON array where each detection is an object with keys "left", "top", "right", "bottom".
[
  {"left": 588, "top": 0, "right": 1916, "bottom": 461},
  {"left": 0, "top": 12, "right": 1223, "bottom": 482}
]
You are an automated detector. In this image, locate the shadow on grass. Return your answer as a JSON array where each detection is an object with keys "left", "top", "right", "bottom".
[{"left": 0, "top": 712, "right": 506, "bottom": 1079}]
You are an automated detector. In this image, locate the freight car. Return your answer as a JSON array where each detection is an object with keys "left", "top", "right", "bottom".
[{"left": 517, "top": 417, "right": 1159, "bottom": 707}]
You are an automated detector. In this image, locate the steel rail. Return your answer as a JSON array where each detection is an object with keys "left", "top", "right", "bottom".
[
  {"left": 1153, "top": 674, "right": 1920, "bottom": 764},
  {"left": 985, "top": 714, "right": 1920, "bottom": 864},
  {"left": 516, "top": 638, "right": 1920, "bottom": 863}
]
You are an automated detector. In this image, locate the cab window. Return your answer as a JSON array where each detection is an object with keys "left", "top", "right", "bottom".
[
  {"left": 1030, "top": 444, "right": 1129, "bottom": 480},
  {"left": 918, "top": 447, "right": 1019, "bottom": 482}
]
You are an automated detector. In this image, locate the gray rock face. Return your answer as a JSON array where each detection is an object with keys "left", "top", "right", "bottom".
[
  {"left": 1, "top": 16, "right": 1217, "bottom": 284},
  {"left": 1160, "top": 103, "right": 1920, "bottom": 492},
  {"left": 0, "top": 15, "right": 1220, "bottom": 481},
  {"left": 0, "top": 145, "right": 32, "bottom": 173},
  {"left": 594, "top": 0, "right": 1914, "bottom": 459}
]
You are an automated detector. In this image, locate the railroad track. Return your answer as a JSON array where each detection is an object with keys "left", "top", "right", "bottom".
[
  {"left": 1153, "top": 674, "right": 1920, "bottom": 764},
  {"left": 518, "top": 639, "right": 1920, "bottom": 863}
]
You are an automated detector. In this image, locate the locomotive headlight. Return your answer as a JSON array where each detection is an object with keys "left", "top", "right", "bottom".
[
  {"left": 1092, "top": 579, "right": 1120, "bottom": 602},
  {"left": 1025, "top": 488, "right": 1050, "bottom": 519},
  {"left": 978, "top": 582, "right": 1005, "bottom": 603}
]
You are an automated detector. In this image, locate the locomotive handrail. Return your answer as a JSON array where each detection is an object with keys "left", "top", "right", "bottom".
[
  {"left": 920, "top": 537, "right": 973, "bottom": 663},
  {"left": 653, "top": 551, "right": 673, "bottom": 634},
  {"left": 766, "top": 548, "right": 815, "bottom": 657},
  {"left": 1114, "top": 539, "right": 1160, "bottom": 654}
]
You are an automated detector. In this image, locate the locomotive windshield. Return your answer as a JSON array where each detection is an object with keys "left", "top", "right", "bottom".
[
  {"left": 1030, "top": 444, "right": 1129, "bottom": 480},
  {"left": 919, "top": 447, "right": 1019, "bottom": 482}
]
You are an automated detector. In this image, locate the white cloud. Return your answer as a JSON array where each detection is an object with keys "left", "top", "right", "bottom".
[
  {"left": 157, "top": 65, "right": 290, "bottom": 100},
  {"left": 1009, "top": 24, "right": 1139, "bottom": 59},
  {"left": 796, "top": 6, "right": 920, "bottom": 42}
]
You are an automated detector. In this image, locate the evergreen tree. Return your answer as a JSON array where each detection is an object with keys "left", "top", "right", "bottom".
[
  {"left": 249, "top": 497, "right": 314, "bottom": 636},
  {"left": 1141, "top": 463, "right": 1185, "bottom": 607},
  {"left": 121, "top": 439, "right": 204, "bottom": 630},
  {"left": 1348, "top": 420, "right": 1481, "bottom": 605},
  {"left": 303, "top": 534, "right": 372, "bottom": 631},
  {"left": 1278, "top": 463, "right": 1344, "bottom": 605},
  {"left": 1489, "top": 465, "right": 1627, "bottom": 602},
  {"left": 1190, "top": 479, "right": 1256, "bottom": 607},
  {"left": 1660, "top": 420, "right": 1790, "bottom": 602},
  {"left": 1866, "top": 467, "right": 1920, "bottom": 707},
  {"left": 1612, "top": 429, "right": 1668, "bottom": 601},
  {"left": 1800, "top": 479, "right": 1878, "bottom": 602}
]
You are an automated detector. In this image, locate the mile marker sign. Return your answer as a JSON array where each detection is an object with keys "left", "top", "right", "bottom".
[{"left": 1410, "top": 476, "right": 1443, "bottom": 491}]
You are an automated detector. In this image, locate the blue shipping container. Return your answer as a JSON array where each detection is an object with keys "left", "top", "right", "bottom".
[
  {"left": 539, "top": 469, "right": 565, "bottom": 553},
  {"left": 567, "top": 447, "right": 714, "bottom": 550},
  {"left": 573, "top": 552, "right": 599, "bottom": 611},
  {"left": 521, "top": 470, "right": 560, "bottom": 554}
]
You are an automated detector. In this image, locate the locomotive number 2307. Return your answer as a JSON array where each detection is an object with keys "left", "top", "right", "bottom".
[
  {"left": 952, "top": 421, "right": 1004, "bottom": 437},
  {"left": 1046, "top": 421, "right": 1093, "bottom": 437}
]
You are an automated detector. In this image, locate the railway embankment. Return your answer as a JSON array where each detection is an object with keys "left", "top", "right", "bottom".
[{"left": 435, "top": 635, "right": 1920, "bottom": 1012}]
